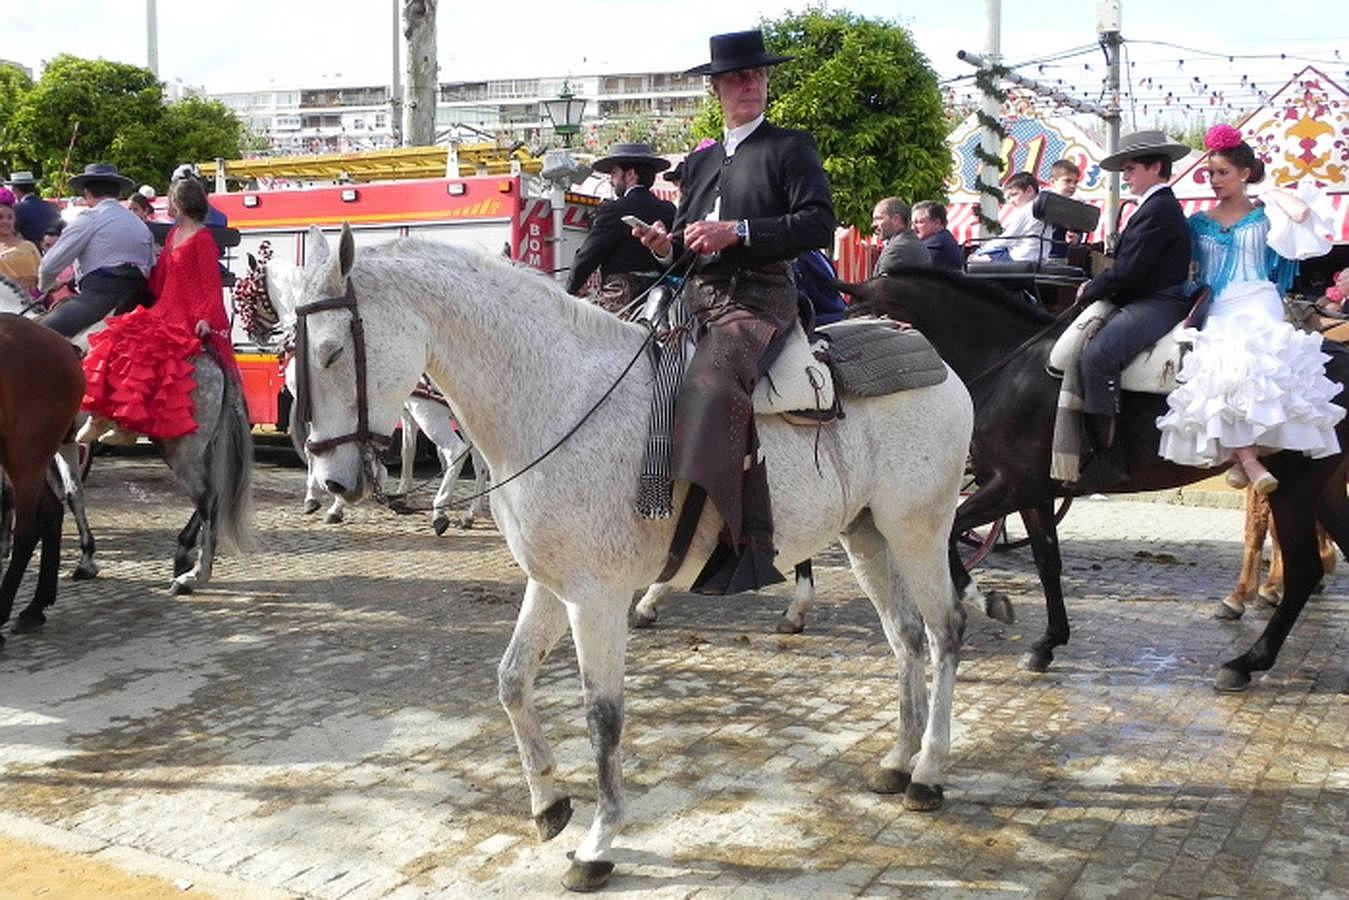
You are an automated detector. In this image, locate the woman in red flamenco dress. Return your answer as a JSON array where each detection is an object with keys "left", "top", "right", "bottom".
[{"left": 80, "top": 177, "right": 239, "bottom": 443}]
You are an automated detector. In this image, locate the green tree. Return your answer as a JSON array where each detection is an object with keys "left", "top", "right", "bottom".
[
  {"left": 8, "top": 55, "right": 245, "bottom": 195},
  {"left": 0, "top": 63, "right": 34, "bottom": 177},
  {"left": 690, "top": 9, "right": 949, "bottom": 230}
]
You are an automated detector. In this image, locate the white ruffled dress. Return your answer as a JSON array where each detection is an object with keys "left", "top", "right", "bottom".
[{"left": 1155, "top": 203, "right": 1344, "bottom": 466}]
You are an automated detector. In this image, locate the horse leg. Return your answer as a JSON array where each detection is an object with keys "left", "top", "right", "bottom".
[
  {"left": 498, "top": 579, "right": 574, "bottom": 841},
  {"left": 432, "top": 440, "right": 470, "bottom": 534},
  {"left": 1222, "top": 488, "right": 1268, "bottom": 617},
  {"left": 173, "top": 489, "right": 219, "bottom": 595},
  {"left": 1019, "top": 501, "right": 1068, "bottom": 672},
  {"left": 303, "top": 465, "right": 323, "bottom": 514},
  {"left": 559, "top": 591, "right": 629, "bottom": 891},
  {"left": 1216, "top": 480, "right": 1324, "bottom": 691},
  {"left": 396, "top": 407, "right": 417, "bottom": 496},
  {"left": 1258, "top": 511, "right": 1284, "bottom": 606},
  {"left": 0, "top": 477, "right": 44, "bottom": 645},
  {"left": 14, "top": 484, "right": 65, "bottom": 633},
  {"left": 463, "top": 446, "right": 489, "bottom": 527},
  {"left": 55, "top": 444, "right": 98, "bottom": 580},
  {"left": 323, "top": 495, "right": 346, "bottom": 525},
  {"left": 629, "top": 581, "right": 671, "bottom": 628},
  {"left": 840, "top": 512, "right": 945, "bottom": 809},
  {"left": 776, "top": 560, "right": 813, "bottom": 634},
  {"left": 172, "top": 511, "right": 202, "bottom": 578},
  {"left": 951, "top": 477, "right": 1021, "bottom": 624}
]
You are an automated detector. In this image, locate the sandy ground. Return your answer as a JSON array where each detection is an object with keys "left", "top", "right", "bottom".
[{"left": 0, "top": 834, "right": 217, "bottom": 899}]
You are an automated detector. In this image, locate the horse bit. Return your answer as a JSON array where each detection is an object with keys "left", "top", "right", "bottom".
[{"left": 292, "top": 279, "right": 393, "bottom": 505}]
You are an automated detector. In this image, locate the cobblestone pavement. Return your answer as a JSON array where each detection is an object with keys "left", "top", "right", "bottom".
[{"left": 0, "top": 446, "right": 1346, "bottom": 899}]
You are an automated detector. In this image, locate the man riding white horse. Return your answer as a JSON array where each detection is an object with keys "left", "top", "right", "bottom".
[{"left": 638, "top": 29, "right": 836, "bottom": 595}]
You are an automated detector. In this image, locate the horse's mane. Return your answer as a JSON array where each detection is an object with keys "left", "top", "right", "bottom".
[
  {"left": 0, "top": 273, "right": 28, "bottom": 308},
  {"left": 849, "top": 266, "right": 1060, "bottom": 327},
  {"left": 356, "top": 238, "right": 644, "bottom": 346}
]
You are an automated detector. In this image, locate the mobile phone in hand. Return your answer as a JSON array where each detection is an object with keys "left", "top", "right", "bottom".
[{"left": 621, "top": 215, "right": 651, "bottom": 230}]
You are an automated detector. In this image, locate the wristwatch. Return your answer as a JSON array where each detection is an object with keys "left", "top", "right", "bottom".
[{"left": 734, "top": 219, "right": 750, "bottom": 244}]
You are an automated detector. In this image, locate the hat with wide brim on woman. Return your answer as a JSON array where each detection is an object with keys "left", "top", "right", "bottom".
[
  {"left": 685, "top": 29, "right": 792, "bottom": 76},
  {"left": 590, "top": 142, "right": 671, "bottom": 175},
  {"left": 68, "top": 162, "right": 136, "bottom": 194},
  {"left": 1099, "top": 130, "right": 1191, "bottom": 172}
]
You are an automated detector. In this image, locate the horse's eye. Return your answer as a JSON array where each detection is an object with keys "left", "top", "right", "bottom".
[{"left": 321, "top": 345, "right": 345, "bottom": 368}]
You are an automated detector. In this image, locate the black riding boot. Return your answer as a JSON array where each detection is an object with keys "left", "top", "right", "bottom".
[
  {"left": 691, "top": 459, "right": 786, "bottom": 596},
  {"left": 1080, "top": 412, "right": 1129, "bottom": 488}
]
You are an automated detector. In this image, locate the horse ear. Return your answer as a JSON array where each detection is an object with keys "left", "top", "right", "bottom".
[
  {"left": 338, "top": 223, "right": 356, "bottom": 280},
  {"left": 265, "top": 261, "right": 302, "bottom": 326},
  {"left": 305, "top": 225, "right": 330, "bottom": 267},
  {"left": 247, "top": 252, "right": 258, "bottom": 272}
]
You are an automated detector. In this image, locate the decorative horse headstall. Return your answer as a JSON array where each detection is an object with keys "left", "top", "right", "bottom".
[
  {"left": 293, "top": 278, "right": 393, "bottom": 500},
  {"left": 231, "top": 240, "right": 280, "bottom": 344}
]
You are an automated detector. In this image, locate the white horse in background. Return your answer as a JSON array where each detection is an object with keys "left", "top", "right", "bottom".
[{"left": 279, "top": 226, "right": 972, "bottom": 892}]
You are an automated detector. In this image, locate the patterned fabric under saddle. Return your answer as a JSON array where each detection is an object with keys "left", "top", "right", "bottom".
[{"left": 815, "top": 317, "right": 949, "bottom": 396}]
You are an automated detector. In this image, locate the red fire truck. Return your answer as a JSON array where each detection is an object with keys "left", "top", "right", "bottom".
[{"left": 212, "top": 173, "right": 597, "bottom": 427}]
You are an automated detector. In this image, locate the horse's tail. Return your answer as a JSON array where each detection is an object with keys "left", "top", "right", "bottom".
[{"left": 213, "top": 370, "right": 255, "bottom": 553}]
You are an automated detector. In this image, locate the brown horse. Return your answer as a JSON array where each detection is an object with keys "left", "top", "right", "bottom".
[{"left": 0, "top": 314, "right": 85, "bottom": 644}]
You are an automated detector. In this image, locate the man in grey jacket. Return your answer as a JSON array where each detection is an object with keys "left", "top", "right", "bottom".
[{"left": 871, "top": 197, "right": 930, "bottom": 276}]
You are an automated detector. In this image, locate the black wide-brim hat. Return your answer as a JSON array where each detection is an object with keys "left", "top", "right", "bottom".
[
  {"left": 590, "top": 142, "right": 671, "bottom": 175},
  {"left": 68, "top": 162, "right": 135, "bottom": 193},
  {"left": 1099, "top": 130, "right": 1191, "bottom": 172},
  {"left": 686, "top": 29, "right": 792, "bottom": 76}
]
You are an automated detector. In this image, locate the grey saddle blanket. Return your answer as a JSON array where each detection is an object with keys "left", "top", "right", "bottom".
[{"left": 817, "top": 318, "right": 948, "bottom": 396}]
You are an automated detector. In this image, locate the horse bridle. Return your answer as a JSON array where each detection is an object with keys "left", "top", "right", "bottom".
[{"left": 293, "top": 278, "right": 393, "bottom": 502}]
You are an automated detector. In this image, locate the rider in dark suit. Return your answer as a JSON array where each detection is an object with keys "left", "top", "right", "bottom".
[
  {"left": 566, "top": 143, "right": 676, "bottom": 312},
  {"left": 639, "top": 29, "right": 836, "bottom": 595},
  {"left": 1076, "top": 130, "right": 1193, "bottom": 480}
]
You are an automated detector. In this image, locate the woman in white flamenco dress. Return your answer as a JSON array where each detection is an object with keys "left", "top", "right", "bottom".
[{"left": 1156, "top": 126, "right": 1344, "bottom": 499}]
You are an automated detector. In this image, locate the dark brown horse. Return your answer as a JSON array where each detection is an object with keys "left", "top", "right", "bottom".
[
  {"left": 846, "top": 268, "right": 1349, "bottom": 692},
  {"left": 0, "top": 314, "right": 85, "bottom": 643}
]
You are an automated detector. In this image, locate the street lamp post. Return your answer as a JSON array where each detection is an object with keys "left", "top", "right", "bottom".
[{"left": 539, "top": 83, "right": 589, "bottom": 281}]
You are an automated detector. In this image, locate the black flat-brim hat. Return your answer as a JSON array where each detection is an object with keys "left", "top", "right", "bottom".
[
  {"left": 686, "top": 29, "right": 792, "bottom": 76},
  {"left": 1099, "top": 130, "right": 1191, "bottom": 172},
  {"left": 68, "top": 162, "right": 135, "bottom": 193},
  {"left": 591, "top": 142, "right": 671, "bottom": 175}
]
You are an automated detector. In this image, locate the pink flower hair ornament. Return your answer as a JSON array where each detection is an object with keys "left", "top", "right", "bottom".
[{"left": 1204, "top": 124, "right": 1244, "bottom": 152}]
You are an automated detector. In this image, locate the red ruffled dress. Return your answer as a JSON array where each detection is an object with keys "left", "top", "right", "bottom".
[{"left": 82, "top": 226, "right": 239, "bottom": 439}]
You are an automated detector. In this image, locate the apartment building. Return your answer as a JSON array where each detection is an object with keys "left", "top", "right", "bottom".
[{"left": 213, "top": 70, "right": 706, "bottom": 155}]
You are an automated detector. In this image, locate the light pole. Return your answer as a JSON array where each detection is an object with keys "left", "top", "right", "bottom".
[{"left": 539, "top": 83, "right": 588, "bottom": 281}]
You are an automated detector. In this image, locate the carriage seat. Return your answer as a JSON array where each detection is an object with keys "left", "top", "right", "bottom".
[
  {"left": 964, "top": 259, "right": 1088, "bottom": 286},
  {"left": 1046, "top": 299, "right": 1188, "bottom": 394}
]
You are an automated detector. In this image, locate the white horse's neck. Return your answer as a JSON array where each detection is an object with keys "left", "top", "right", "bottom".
[{"left": 359, "top": 244, "right": 649, "bottom": 474}]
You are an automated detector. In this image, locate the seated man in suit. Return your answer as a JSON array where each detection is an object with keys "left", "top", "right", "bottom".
[
  {"left": 566, "top": 142, "right": 676, "bottom": 313},
  {"left": 1075, "top": 130, "right": 1193, "bottom": 483}
]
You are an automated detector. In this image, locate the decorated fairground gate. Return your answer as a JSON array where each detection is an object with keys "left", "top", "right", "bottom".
[{"left": 204, "top": 170, "right": 597, "bottom": 428}]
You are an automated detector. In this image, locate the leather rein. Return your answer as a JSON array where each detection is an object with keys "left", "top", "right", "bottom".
[{"left": 293, "top": 278, "right": 394, "bottom": 503}]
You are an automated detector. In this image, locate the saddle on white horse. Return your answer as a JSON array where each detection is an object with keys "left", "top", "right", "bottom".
[{"left": 1046, "top": 299, "right": 1193, "bottom": 394}]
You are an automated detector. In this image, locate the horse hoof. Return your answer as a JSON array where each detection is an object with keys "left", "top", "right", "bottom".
[
  {"left": 1213, "top": 599, "right": 1244, "bottom": 620},
  {"left": 302, "top": 500, "right": 321, "bottom": 514},
  {"left": 775, "top": 616, "right": 805, "bottom": 634},
  {"left": 323, "top": 511, "right": 343, "bottom": 525},
  {"left": 904, "top": 782, "right": 945, "bottom": 812},
  {"left": 433, "top": 515, "right": 450, "bottom": 536},
  {"left": 562, "top": 859, "right": 614, "bottom": 893},
  {"left": 1255, "top": 590, "right": 1281, "bottom": 608},
  {"left": 170, "top": 580, "right": 194, "bottom": 596},
  {"left": 1215, "top": 666, "right": 1251, "bottom": 693},
  {"left": 456, "top": 516, "right": 475, "bottom": 530},
  {"left": 983, "top": 590, "right": 1014, "bottom": 624},
  {"left": 11, "top": 612, "right": 46, "bottom": 634},
  {"left": 534, "top": 797, "right": 573, "bottom": 842},
  {"left": 629, "top": 609, "right": 657, "bottom": 629},
  {"left": 868, "top": 767, "right": 911, "bottom": 795},
  {"left": 1022, "top": 648, "right": 1053, "bottom": 672},
  {"left": 71, "top": 563, "right": 99, "bottom": 581}
]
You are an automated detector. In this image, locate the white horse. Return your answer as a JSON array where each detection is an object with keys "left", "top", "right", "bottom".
[
  {"left": 281, "top": 226, "right": 972, "bottom": 892},
  {"left": 283, "top": 359, "right": 488, "bottom": 529}
]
